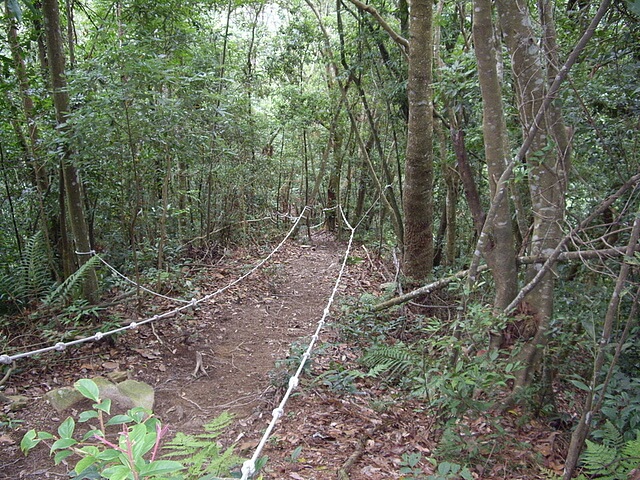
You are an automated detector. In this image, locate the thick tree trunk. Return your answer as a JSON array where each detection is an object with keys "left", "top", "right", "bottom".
[
  {"left": 403, "top": 0, "right": 434, "bottom": 283},
  {"left": 496, "top": 0, "right": 568, "bottom": 388},
  {"left": 43, "top": 0, "right": 99, "bottom": 303},
  {"left": 472, "top": 0, "right": 518, "bottom": 327}
]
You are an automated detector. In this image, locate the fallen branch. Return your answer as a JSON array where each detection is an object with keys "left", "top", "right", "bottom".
[
  {"left": 371, "top": 265, "right": 489, "bottom": 311},
  {"left": 372, "top": 246, "right": 637, "bottom": 311},
  {"left": 0, "top": 361, "right": 16, "bottom": 387},
  {"left": 337, "top": 436, "right": 367, "bottom": 480}
]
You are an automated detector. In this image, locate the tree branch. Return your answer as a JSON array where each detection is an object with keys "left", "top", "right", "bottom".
[
  {"left": 344, "top": 0, "right": 409, "bottom": 53},
  {"left": 504, "top": 171, "right": 640, "bottom": 315},
  {"left": 372, "top": 244, "right": 639, "bottom": 312}
]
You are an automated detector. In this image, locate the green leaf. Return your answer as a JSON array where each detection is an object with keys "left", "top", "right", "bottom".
[
  {"left": 57, "top": 417, "right": 76, "bottom": 439},
  {"left": 627, "top": 0, "right": 640, "bottom": 17},
  {"left": 130, "top": 424, "right": 155, "bottom": 459},
  {"left": 82, "top": 429, "right": 104, "bottom": 441},
  {"left": 79, "top": 445, "right": 100, "bottom": 456},
  {"left": 74, "top": 455, "right": 98, "bottom": 474},
  {"left": 75, "top": 379, "right": 100, "bottom": 402},
  {"left": 21, "top": 430, "right": 40, "bottom": 454},
  {"left": 79, "top": 410, "right": 99, "bottom": 422},
  {"left": 101, "top": 464, "right": 133, "bottom": 480},
  {"left": 96, "top": 399, "right": 112, "bottom": 414},
  {"left": 438, "top": 462, "right": 452, "bottom": 475},
  {"left": 139, "top": 460, "right": 184, "bottom": 477},
  {"left": 6, "top": 0, "right": 22, "bottom": 22},
  {"left": 107, "top": 414, "right": 135, "bottom": 426},
  {"left": 37, "top": 432, "right": 56, "bottom": 440},
  {"left": 97, "top": 449, "right": 124, "bottom": 462},
  {"left": 51, "top": 437, "right": 78, "bottom": 451},
  {"left": 569, "top": 379, "right": 592, "bottom": 392},
  {"left": 54, "top": 449, "right": 75, "bottom": 465},
  {"left": 461, "top": 468, "right": 474, "bottom": 480}
]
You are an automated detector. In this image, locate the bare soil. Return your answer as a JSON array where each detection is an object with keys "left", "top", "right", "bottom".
[{"left": 1, "top": 231, "right": 566, "bottom": 479}]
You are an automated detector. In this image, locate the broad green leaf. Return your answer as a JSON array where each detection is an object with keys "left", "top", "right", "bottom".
[
  {"left": 128, "top": 407, "right": 150, "bottom": 423},
  {"left": 107, "top": 414, "right": 134, "bottom": 426},
  {"left": 139, "top": 460, "right": 184, "bottom": 477},
  {"left": 79, "top": 445, "right": 100, "bottom": 456},
  {"left": 74, "top": 455, "right": 98, "bottom": 474},
  {"left": 54, "top": 449, "right": 74, "bottom": 465},
  {"left": 101, "top": 464, "right": 133, "bottom": 480},
  {"left": 20, "top": 430, "right": 40, "bottom": 454},
  {"left": 79, "top": 410, "right": 99, "bottom": 422},
  {"left": 130, "top": 424, "right": 155, "bottom": 459},
  {"left": 57, "top": 417, "right": 76, "bottom": 439},
  {"left": 51, "top": 437, "right": 78, "bottom": 451},
  {"left": 37, "top": 432, "right": 55, "bottom": 440},
  {"left": 6, "top": 0, "right": 22, "bottom": 22},
  {"left": 75, "top": 379, "right": 100, "bottom": 402},
  {"left": 97, "top": 449, "right": 124, "bottom": 462},
  {"left": 95, "top": 399, "right": 112, "bottom": 414},
  {"left": 134, "top": 431, "right": 157, "bottom": 460},
  {"left": 569, "top": 379, "right": 592, "bottom": 392},
  {"left": 82, "top": 429, "right": 104, "bottom": 441}
]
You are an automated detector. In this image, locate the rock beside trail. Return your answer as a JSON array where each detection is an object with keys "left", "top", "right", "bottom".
[{"left": 45, "top": 375, "right": 154, "bottom": 412}]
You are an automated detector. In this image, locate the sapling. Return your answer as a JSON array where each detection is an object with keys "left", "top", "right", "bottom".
[{"left": 21, "top": 379, "right": 183, "bottom": 480}]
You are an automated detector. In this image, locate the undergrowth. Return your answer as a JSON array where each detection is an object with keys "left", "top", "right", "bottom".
[{"left": 335, "top": 294, "right": 522, "bottom": 475}]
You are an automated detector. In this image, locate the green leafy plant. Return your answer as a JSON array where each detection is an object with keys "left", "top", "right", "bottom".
[
  {"left": 399, "top": 452, "right": 425, "bottom": 479},
  {"left": 43, "top": 255, "right": 102, "bottom": 307},
  {"left": 161, "top": 411, "right": 244, "bottom": 478},
  {"left": 21, "top": 379, "right": 183, "bottom": 480},
  {"left": 360, "top": 341, "right": 422, "bottom": 382},
  {"left": 595, "top": 368, "right": 640, "bottom": 441},
  {"left": 398, "top": 452, "right": 473, "bottom": 480},
  {"left": 425, "top": 459, "right": 473, "bottom": 480},
  {"left": 0, "top": 232, "right": 51, "bottom": 310},
  {"left": 577, "top": 422, "right": 640, "bottom": 480}
]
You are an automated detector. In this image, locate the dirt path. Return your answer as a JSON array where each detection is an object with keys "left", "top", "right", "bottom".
[{"left": 1, "top": 231, "right": 348, "bottom": 479}]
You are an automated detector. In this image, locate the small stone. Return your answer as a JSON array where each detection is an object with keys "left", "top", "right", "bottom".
[
  {"left": 45, "top": 388, "right": 83, "bottom": 412},
  {"left": 107, "top": 370, "right": 128, "bottom": 383}
]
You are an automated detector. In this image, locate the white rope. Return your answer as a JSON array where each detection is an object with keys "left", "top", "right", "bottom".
[
  {"left": 79, "top": 253, "right": 192, "bottom": 304},
  {"left": 0, "top": 207, "right": 310, "bottom": 366},
  {"left": 240, "top": 205, "right": 356, "bottom": 480}
]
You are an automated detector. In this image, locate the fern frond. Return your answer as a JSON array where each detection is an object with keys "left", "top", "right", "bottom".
[
  {"left": 361, "top": 342, "right": 421, "bottom": 380},
  {"left": 43, "top": 255, "right": 101, "bottom": 307},
  {"left": 621, "top": 431, "right": 640, "bottom": 472},
  {"left": 599, "top": 420, "right": 625, "bottom": 450},
  {"left": 162, "top": 413, "right": 243, "bottom": 478},
  {"left": 581, "top": 439, "right": 618, "bottom": 479},
  {"left": 0, "top": 232, "right": 51, "bottom": 308}
]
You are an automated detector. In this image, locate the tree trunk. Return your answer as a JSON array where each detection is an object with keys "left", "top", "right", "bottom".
[
  {"left": 402, "top": 0, "right": 434, "bottom": 283},
  {"left": 472, "top": 0, "right": 518, "bottom": 328},
  {"left": 496, "top": 0, "right": 568, "bottom": 388},
  {"left": 43, "top": 0, "right": 99, "bottom": 303}
]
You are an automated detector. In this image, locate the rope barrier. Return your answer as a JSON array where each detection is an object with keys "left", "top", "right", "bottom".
[
  {"left": 240, "top": 206, "right": 356, "bottom": 480},
  {"left": 75, "top": 252, "right": 192, "bottom": 304},
  {"left": 0, "top": 207, "right": 310, "bottom": 366}
]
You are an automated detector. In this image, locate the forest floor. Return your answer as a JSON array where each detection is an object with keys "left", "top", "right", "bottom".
[{"left": 1, "top": 230, "right": 568, "bottom": 479}]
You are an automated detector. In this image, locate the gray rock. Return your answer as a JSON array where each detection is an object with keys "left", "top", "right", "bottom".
[
  {"left": 45, "top": 377, "right": 154, "bottom": 413},
  {"left": 45, "top": 387, "right": 83, "bottom": 412},
  {"left": 116, "top": 380, "right": 154, "bottom": 411}
]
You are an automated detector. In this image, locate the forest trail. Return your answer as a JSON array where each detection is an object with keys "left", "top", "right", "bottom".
[{"left": 2, "top": 231, "right": 353, "bottom": 479}]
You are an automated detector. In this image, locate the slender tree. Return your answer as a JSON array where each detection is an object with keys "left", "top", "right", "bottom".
[
  {"left": 402, "top": 0, "right": 434, "bottom": 282},
  {"left": 472, "top": 0, "right": 518, "bottom": 335},
  {"left": 496, "top": 0, "right": 571, "bottom": 388},
  {"left": 42, "top": 0, "right": 98, "bottom": 303}
]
